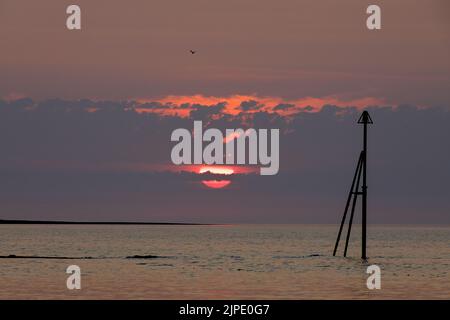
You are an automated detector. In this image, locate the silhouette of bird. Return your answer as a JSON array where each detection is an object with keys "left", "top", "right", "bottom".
[{"left": 190, "top": 50, "right": 196, "bottom": 54}]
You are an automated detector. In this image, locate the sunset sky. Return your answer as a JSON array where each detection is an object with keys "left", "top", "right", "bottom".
[{"left": 0, "top": 0, "right": 449, "bottom": 223}]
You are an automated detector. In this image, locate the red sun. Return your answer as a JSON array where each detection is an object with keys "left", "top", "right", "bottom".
[
  {"left": 201, "top": 180, "right": 231, "bottom": 189},
  {"left": 199, "top": 166, "right": 233, "bottom": 189}
]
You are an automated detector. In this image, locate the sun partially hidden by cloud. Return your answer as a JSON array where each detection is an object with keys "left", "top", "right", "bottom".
[
  {"left": 199, "top": 165, "right": 233, "bottom": 189},
  {"left": 199, "top": 166, "right": 234, "bottom": 175}
]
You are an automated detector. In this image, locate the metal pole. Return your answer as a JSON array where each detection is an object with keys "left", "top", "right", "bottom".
[
  {"left": 361, "top": 120, "right": 368, "bottom": 260},
  {"left": 334, "top": 110, "right": 372, "bottom": 259}
]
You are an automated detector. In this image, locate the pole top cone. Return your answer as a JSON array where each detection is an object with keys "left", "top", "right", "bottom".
[{"left": 358, "top": 110, "right": 373, "bottom": 124}]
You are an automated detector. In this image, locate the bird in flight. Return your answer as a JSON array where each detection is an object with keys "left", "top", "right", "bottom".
[{"left": 190, "top": 50, "right": 196, "bottom": 54}]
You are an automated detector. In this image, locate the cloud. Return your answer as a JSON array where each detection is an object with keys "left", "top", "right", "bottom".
[
  {"left": 239, "top": 100, "right": 264, "bottom": 111},
  {"left": 189, "top": 102, "right": 226, "bottom": 119},
  {"left": 134, "top": 94, "right": 389, "bottom": 117},
  {"left": 0, "top": 98, "right": 449, "bottom": 223},
  {"left": 273, "top": 103, "right": 295, "bottom": 111}
]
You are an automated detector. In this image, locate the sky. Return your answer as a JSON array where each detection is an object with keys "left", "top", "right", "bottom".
[{"left": 0, "top": 0, "right": 449, "bottom": 223}]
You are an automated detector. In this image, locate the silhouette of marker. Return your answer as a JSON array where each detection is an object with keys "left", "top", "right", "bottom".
[{"left": 333, "top": 110, "right": 373, "bottom": 260}]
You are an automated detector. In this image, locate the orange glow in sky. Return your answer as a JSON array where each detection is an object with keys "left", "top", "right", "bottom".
[
  {"left": 199, "top": 166, "right": 234, "bottom": 175},
  {"left": 134, "top": 94, "right": 387, "bottom": 117}
]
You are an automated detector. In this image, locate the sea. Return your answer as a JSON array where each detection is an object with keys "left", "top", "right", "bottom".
[{"left": 0, "top": 224, "right": 448, "bottom": 299}]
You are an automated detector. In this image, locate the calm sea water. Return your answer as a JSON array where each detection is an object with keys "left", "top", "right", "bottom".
[{"left": 0, "top": 224, "right": 448, "bottom": 299}]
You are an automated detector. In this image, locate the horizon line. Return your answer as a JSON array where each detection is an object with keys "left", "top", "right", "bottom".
[
  {"left": 0, "top": 219, "right": 213, "bottom": 226},
  {"left": 0, "top": 220, "right": 449, "bottom": 226}
]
